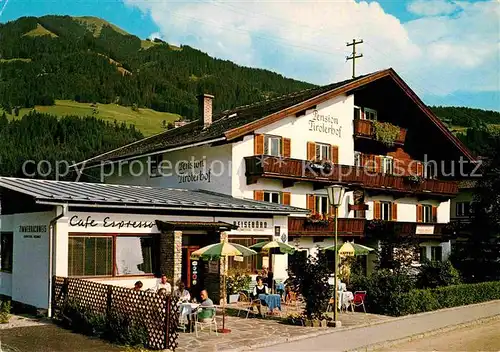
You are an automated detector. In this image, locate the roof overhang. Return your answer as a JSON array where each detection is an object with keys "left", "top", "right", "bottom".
[{"left": 155, "top": 220, "right": 238, "bottom": 232}]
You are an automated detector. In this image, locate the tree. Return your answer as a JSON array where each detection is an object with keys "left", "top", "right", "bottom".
[
  {"left": 287, "top": 249, "right": 331, "bottom": 320},
  {"left": 450, "top": 136, "right": 500, "bottom": 282}
]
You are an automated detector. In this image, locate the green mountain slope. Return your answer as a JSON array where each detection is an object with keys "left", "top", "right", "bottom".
[{"left": 0, "top": 15, "right": 314, "bottom": 121}]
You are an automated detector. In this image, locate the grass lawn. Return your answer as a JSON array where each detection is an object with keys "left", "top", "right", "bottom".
[{"left": 1, "top": 100, "right": 181, "bottom": 136}]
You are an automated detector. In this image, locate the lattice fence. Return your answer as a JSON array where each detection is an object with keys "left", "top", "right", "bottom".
[{"left": 52, "top": 276, "right": 179, "bottom": 350}]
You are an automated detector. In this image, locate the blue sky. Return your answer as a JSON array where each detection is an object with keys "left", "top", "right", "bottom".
[{"left": 1, "top": 0, "right": 498, "bottom": 111}]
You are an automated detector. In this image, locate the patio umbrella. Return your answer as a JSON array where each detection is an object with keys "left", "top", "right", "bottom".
[
  {"left": 324, "top": 242, "right": 374, "bottom": 257},
  {"left": 249, "top": 240, "right": 296, "bottom": 254},
  {"left": 191, "top": 241, "right": 257, "bottom": 333}
]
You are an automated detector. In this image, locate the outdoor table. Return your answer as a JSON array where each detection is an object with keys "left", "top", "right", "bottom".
[
  {"left": 258, "top": 294, "right": 281, "bottom": 312},
  {"left": 338, "top": 291, "right": 354, "bottom": 310},
  {"left": 276, "top": 283, "right": 285, "bottom": 298},
  {"left": 180, "top": 302, "right": 200, "bottom": 326}
]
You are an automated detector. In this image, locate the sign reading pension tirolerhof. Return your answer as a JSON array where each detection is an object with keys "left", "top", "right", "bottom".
[{"left": 308, "top": 110, "right": 342, "bottom": 137}]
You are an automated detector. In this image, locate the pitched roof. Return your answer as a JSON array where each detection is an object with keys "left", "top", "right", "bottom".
[
  {"left": 76, "top": 74, "right": 370, "bottom": 167},
  {"left": 76, "top": 68, "right": 475, "bottom": 167},
  {"left": 0, "top": 177, "right": 308, "bottom": 214}
]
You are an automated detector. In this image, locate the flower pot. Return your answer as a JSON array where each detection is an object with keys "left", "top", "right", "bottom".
[
  {"left": 228, "top": 294, "right": 239, "bottom": 304},
  {"left": 320, "top": 319, "right": 328, "bottom": 328}
]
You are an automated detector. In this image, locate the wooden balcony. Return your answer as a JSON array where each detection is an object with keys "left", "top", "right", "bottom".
[
  {"left": 288, "top": 216, "right": 365, "bottom": 237},
  {"left": 289, "top": 217, "right": 447, "bottom": 239},
  {"left": 245, "top": 156, "right": 458, "bottom": 197},
  {"left": 354, "top": 119, "right": 407, "bottom": 145}
]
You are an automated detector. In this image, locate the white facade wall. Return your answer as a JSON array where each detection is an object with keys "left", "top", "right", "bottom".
[{"left": 0, "top": 211, "right": 55, "bottom": 309}]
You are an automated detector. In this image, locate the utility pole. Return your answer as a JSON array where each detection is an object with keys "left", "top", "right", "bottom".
[{"left": 346, "top": 39, "right": 363, "bottom": 79}]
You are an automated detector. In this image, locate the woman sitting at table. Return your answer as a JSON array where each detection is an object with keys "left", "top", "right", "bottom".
[
  {"left": 173, "top": 280, "right": 191, "bottom": 302},
  {"left": 252, "top": 276, "right": 269, "bottom": 297}
]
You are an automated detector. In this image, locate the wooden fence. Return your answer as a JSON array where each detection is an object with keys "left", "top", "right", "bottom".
[{"left": 52, "top": 276, "right": 179, "bottom": 350}]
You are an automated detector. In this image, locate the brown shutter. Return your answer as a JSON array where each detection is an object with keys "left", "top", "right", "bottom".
[
  {"left": 282, "top": 192, "right": 291, "bottom": 205},
  {"left": 254, "top": 134, "right": 264, "bottom": 155},
  {"left": 432, "top": 206, "right": 437, "bottom": 222},
  {"left": 306, "top": 194, "right": 316, "bottom": 212},
  {"left": 254, "top": 190, "right": 264, "bottom": 201},
  {"left": 331, "top": 145, "right": 339, "bottom": 164},
  {"left": 373, "top": 201, "right": 381, "bottom": 220},
  {"left": 375, "top": 156, "right": 382, "bottom": 173},
  {"left": 307, "top": 142, "right": 316, "bottom": 160},
  {"left": 392, "top": 202, "right": 398, "bottom": 221},
  {"left": 283, "top": 138, "right": 291, "bottom": 158},
  {"left": 416, "top": 204, "right": 423, "bottom": 222},
  {"left": 416, "top": 161, "right": 424, "bottom": 177}
]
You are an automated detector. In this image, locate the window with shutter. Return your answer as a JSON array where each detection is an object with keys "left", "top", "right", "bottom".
[
  {"left": 416, "top": 204, "right": 423, "bottom": 222},
  {"left": 315, "top": 195, "right": 329, "bottom": 215},
  {"left": 432, "top": 206, "right": 438, "bottom": 222},
  {"left": 306, "top": 194, "right": 316, "bottom": 212},
  {"left": 315, "top": 143, "right": 330, "bottom": 161},
  {"left": 381, "top": 201, "right": 392, "bottom": 221},
  {"left": 422, "top": 205, "right": 432, "bottom": 223},
  {"left": 282, "top": 138, "right": 291, "bottom": 158},
  {"left": 254, "top": 190, "right": 264, "bottom": 201},
  {"left": 373, "top": 201, "right": 381, "bottom": 220},
  {"left": 263, "top": 191, "right": 281, "bottom": 204},
  {"left": 254, "top": 134, "right": 264, "bottom": 155},
  {"left": 282, "top": 192, "right": 291, "bottom": 205},
  {"left": 331, "top": 145, "right": 339, "bottom": 164},
  {"left": 307, "top": 142, "right": 316, "bottom": 160},
  {"left": 392, "top": 203, "right": 398, "bottom": 221}
]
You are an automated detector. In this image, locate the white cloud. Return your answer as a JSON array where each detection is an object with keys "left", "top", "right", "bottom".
[
  {"left": 124, "top": 0, "right": 500, "bottom": 104},
  {"left": 407, "top": 0, "right": 459, "bottom": 16}
]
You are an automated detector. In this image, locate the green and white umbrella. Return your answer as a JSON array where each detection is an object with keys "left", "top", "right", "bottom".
[
  {"left": 191, "top": 241, "right": 257, "bottom": 260},
  {"left": 324, "top": 242, "right": 374, "bottom": 256},
  {"left": 191, "top": 241, "right": 256, "bottom": 333},
  {"left": 249, "top": 240, "right": 296, "bottom": 254}
]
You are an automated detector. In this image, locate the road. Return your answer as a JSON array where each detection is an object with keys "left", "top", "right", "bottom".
[{"left": 377, "top": 318, "right": 500, "bottom": 351}]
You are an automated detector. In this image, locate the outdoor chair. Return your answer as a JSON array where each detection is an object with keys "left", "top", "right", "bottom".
[
  {"left": 240, "top": 297, "right": 265, "bottom": 318},
  {"left": 193, "top": 305, "right": 218, "bottom": 337},
  {"left": 351, "top": 291, "right": 367, "bottom": 313}
]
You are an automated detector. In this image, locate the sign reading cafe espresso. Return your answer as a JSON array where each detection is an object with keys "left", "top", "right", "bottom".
[
  {"left": 69, "top": 215, "right": 155, "bottom": 230},
  {"left": 308, "top": 110, "right": 342, "bottom": 137}
]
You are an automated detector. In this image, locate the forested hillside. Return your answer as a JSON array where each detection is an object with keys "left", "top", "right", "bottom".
[
  {"left": 0, "top": 15, "right": 313, "bottom": 119},
  {"left": 430, "top": 106, "right": 500, "bottom": 128},
  {"left": 0, "top": 112, "right": 142, "bottom": 179}
]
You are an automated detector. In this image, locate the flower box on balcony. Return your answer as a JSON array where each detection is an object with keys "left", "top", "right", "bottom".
[
  {"left": 305, "top": 213, "right": 332, "bottom": 227},
  {"left": 404, "top": 175, "right": 425, "bottom": 185}
]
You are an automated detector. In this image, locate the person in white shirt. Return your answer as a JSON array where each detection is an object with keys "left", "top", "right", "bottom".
[
  {"left": 155, "top": 274, "right": 172, "bottom": 294},
  {"left": 173, "top": 280, "right": 191, "bottom": 302},
  {"left": 252, "top": 276, "right": 269, "bottom": 297}
]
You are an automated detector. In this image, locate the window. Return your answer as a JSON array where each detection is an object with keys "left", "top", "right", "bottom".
[
  {"left": 264, "top": 135, "right": 282, "bottom": 156},
  {"left": 228, "top": 237, "right": 268, "bottom": 272},
  {"left": 419, "top": 247, "right": 427, "bottom": 263},
  {"left": 315, "top": 195, "right": 330, "bottom": 215},
  {"left": 68, "top": 235, "right": 155, "bottom": 277},
  {"left": 381, "top": 156, "right": 394, "bottom": 174},
  {"left": 456, "top": 202, "right": 471, "bottom": 217},
  {"left": 354, "top": 210, "right": 366, "bottom": 219},
  {"left": 149, "top": 154, "right": 163, "bottom": 177},
  {"left": 315, "top": 143, "right": 331, "bottom": 161},
  {"left": 1, "top": 233, "right": 13, "bottom": 273},
  {"left": 263, "top": 191, "right": 280, "bottom": 204},
  {"left": 354, "top": 151, "right": 361, "bottom": 167},
  {"left": 431, "top": 246, "right": 442, "bottom": 262},
  {"left": 354, "top": 106, "right": 361, "bottom": 120},
  {"left": 381, "top": 201, "right": 392, "bottom": 221},
  {"left": 422, "top": 205, "right": 433, "bottom": 223},
  {"left": 363, "top": 108, "right": 377, "bottom": 121}
]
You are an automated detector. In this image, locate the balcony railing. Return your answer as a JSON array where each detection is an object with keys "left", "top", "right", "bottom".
[
  {"left": 354, "top": 119, "right": 407, "bottom": 145},
  {"left": 245, "top": 155, "right": 458, "bottom": 196},
  {"left": 288, "top": 217, "right": 365, "bottom": 237},
  {"left": 288, "top": 217, "right": 447, "bottom": 238}
]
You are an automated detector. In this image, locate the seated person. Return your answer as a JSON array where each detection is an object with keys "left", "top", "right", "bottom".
[
  {"left": 173, "top": 280, "right": 191, "bottom": 302},
  {"left": 155, "top": 274, "right": 172, "bottom": 294},
  {"left": 157, "top": 288, "right": 167, "bottom": 296},
  {"left": 252, "top": 276, "right": 269, "bottom": 297},
  {"left": 132, "top": 281, "right": 143, "bottom": 291},
  {"left": 197, "top": 289, "right": 215, "bottom": 322}
]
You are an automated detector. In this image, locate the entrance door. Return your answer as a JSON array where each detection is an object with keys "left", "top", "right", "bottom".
[{"left": 182, "top": 246, "right": 199, "bottom": 289}]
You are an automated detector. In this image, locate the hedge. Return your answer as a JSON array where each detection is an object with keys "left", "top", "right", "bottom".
[{"left": 390, "top": 281, "right": 500, "bottom": 316}]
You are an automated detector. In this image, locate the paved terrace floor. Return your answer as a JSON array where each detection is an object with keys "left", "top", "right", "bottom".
[{"left": 177, "top": 305, "right": 389, "bottom": 352}]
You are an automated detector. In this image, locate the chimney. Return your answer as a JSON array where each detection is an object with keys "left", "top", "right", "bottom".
[{"left": 198, "top": 93, "right": 214, "bottom": 128}]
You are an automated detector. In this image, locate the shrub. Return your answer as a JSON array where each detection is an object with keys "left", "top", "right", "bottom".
[
  {"left": 349, "top": 269, "right": 415, "bottom": 315},
  {"left": 106, "top": 312, "right": 148, "bottom": 347},
  {"left": 372, "top": 121, "right": 401, "bottom": 146},
  {"left": 226, "top": 269, "right": 251, "bottom": 295},
  {"left": 391, "top": 281, "right": 500, "bottom": 316},
  {"left": 417, "top": 260, "right": 461, "bottom": 289},
  {"left": 0, "top": 300, "right": 11, "bottom": 324},
  {"left": 62, "top": 300, "right": 106, "bottom": 336}
]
